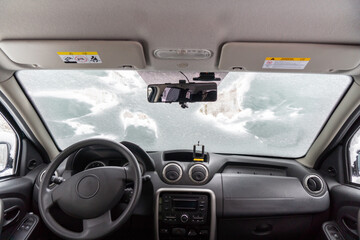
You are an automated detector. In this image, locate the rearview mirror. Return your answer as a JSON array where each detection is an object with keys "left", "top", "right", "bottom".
[
  {"left": 0, "top": 142, "right": 12, "bottom": 173},
  {"left": 147, "top": 83, "right": 217, "bottom": 103}
]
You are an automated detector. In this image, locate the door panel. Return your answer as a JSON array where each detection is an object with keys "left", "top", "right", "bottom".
[
  {"left": 318, "top": 112, "right": 360, "bottom": 240},
  {"left": 330, "top": 185, "right": 360, "bottom": 240},
  {"left": 0, "top": 97, "right": 48, "bottom": 239},
  {"left": 0, "top": 177, "right": 33, "bottom": 240}
]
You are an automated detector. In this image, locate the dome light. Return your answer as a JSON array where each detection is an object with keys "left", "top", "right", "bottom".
[{"left": 154, "top": 49, "right": 212, "bottom": 60}]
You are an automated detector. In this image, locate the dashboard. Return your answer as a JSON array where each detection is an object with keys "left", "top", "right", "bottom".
[
  {"left": 63, "top": 141, "right": 152, "bottom": 175},
  {"left": 72, "top": 153, "right": 146, "bottom": 175},
  {"left": 34, "top": 141, "right": 330, "bottom": 240}
]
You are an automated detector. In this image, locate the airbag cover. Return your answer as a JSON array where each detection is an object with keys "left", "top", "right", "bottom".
[{"left": 52, "top": 167, "right": 126, "bottom": 219}]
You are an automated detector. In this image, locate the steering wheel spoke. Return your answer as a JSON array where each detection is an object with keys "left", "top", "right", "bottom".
[
  {"left": 82, "top": 210, "right": 112, "bottom": 238},
  {"left": 42, "top": 188, "right": 57, "bottom": 211},
  {"left": 124, "top": 165, "right": 138, "bottom": 182}
]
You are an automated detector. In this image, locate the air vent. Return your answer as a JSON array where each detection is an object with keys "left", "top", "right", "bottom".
[
  {"left": 162, "top": 163, "right": 182, "bottom": 183},
  {"left": 189, "top": 164, "right": 209, "bottom": 184},
  {"left": 303, "top": 174, "right": 324, "bottom": 195}
]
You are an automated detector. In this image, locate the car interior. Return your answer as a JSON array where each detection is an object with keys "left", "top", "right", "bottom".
[{"left": 0, "top": 0, "right": 360, "bottom": 240}]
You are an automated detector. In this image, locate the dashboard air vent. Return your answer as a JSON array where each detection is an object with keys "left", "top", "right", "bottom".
[
  {"left": 189, "top": 164, "right": 209, "bottom": 183},
  {"left": 162, "top": 163, "right": 182, "bottom": 183},
  {"left": 303, "top": 174, "right": 324, "bottom": 195}
]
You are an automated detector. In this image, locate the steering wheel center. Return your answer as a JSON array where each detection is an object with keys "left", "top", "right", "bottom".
[{"left": 76, "top": 175, "right": 100, "bottom": 199}]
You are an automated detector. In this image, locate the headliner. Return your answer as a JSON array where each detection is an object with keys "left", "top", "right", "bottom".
[{"left": 1, "top": 0, "right": 360, "bottom": 72}]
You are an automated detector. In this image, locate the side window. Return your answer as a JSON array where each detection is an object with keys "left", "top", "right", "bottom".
[
  {"left": 0, "top": 114, "right": 17, "bottom": 177},
  {"left": 349, "top": 127, "right": 360, "bottom": 184}
]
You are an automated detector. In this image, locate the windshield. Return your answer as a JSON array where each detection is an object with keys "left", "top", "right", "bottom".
[{"left": 16, "top": 70, "right": 351, "bottom": 158}]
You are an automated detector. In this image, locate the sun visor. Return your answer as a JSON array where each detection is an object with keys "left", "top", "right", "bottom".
[
  {"left": 0, "top": 40, "right": 146, "bottom": 69},
  {"left": 219, "top": 42, "right": 360, "bottom": 73}
]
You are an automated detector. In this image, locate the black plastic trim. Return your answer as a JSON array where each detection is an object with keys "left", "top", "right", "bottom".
[
  {"left": 0, "top": 91, "right": 50, "bottom": 163},
  {"left": 315, "top": 103, "right": 360, "bottom": 170},
  {"left": 0, "top": 101, "right": 22, "bottom": 177}
]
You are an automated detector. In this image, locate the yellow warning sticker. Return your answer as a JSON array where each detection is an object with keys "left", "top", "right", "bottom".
[
  {"left": 193, "top": 158, "right": 204, "bottom": 162},
  {"left": 263, "top": 57, "right": 310, "bottom": 70},
  {"left": 57, "top": 52, "right": 102, "bottom": 64},
  {"left": 265, "top": 57, "right": 311, "bottom": 61}
]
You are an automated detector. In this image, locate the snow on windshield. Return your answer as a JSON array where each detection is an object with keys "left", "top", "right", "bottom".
[{"left": 17, "top": 70, "right": 351, "bottom": 158}]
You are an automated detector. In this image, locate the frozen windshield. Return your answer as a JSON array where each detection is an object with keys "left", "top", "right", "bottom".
[{"left": 16, "top": 70, "right": 351, "bottom": 158}]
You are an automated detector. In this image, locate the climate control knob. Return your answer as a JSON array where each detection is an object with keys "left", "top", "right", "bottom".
[{"left": 180, "top": 214, "right": 189, "bottom": 223}]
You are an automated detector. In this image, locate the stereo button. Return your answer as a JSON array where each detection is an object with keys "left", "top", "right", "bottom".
[
  {"left": 180, "top": 214, "right": 189, "bottom": 223},
  {"left": 172, "top": 228, "right": 186, "bottom": 236},
  {"left": 188, "top": 229, "right": 197, "bottom": 237},
  {"left": 199, "top": 230, "right": 209, "bottom": 236}
]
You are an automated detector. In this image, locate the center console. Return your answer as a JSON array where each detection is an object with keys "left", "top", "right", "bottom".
[{"left": 155, "top": 188, "right": 216, "bottom": 240}]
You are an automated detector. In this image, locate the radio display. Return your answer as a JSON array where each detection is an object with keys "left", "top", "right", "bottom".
[{"left": 172, "top": 199, "right": 198, "bottom": 210}]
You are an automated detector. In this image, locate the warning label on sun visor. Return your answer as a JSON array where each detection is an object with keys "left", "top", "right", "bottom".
[
  {"left": 262, "top": 57, "right": 310, "bottom": 70},
  {"left": 57, "top": 52, "right": 102, "bottom": 64}
]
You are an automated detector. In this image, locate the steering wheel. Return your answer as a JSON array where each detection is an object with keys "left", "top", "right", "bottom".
[{"left": 38, "top": 139, "right": 143, "bottom": 240}]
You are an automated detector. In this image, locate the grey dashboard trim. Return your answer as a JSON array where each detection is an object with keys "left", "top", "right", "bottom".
[
  {"left": 154, "top": 188, "right": 216, "bottom": 240},
  {"left": 222, "top": 174, "right": 330, "bottom": 216}
]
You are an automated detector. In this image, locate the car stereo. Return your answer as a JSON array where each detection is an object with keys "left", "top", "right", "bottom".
[{"left": 157, "top": 192, "right": 211, "bottom": 240}]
